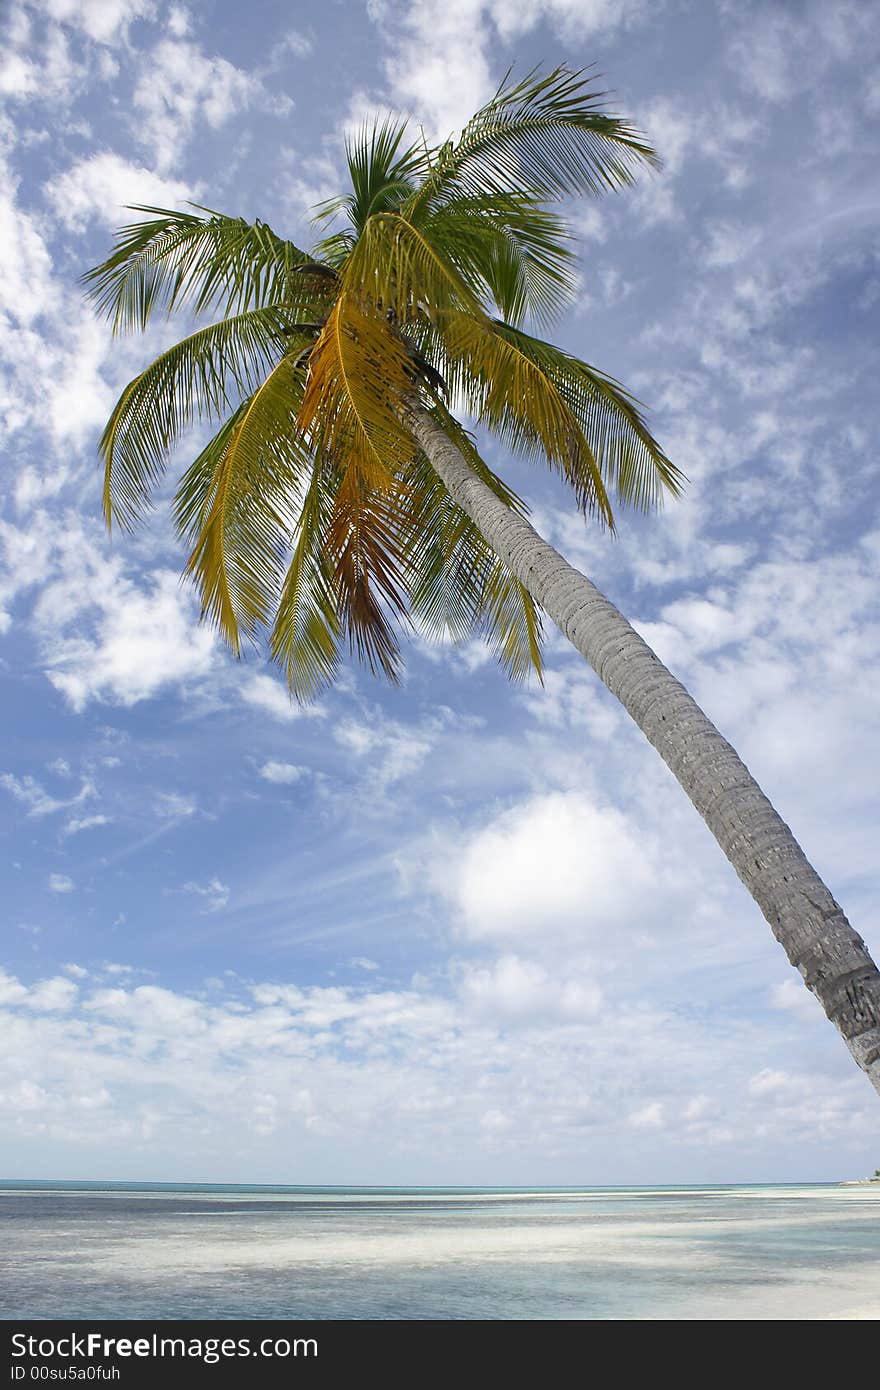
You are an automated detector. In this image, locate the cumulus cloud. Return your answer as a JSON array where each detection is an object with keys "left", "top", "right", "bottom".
[
  {"left": 45, "top": 152, "right": 193, "bottom": 232},
  {"left": 38, "top": 563, "right": 217, "bottom": 710},
  {"left": 0, "top": 963, "right": 873, "bottom": 1175},
  {"left": 37, "top": 0, "right": 156, "bottom": 46},
  {"left": 0, "top": 160, "right": 57, "bottom": 329},
  {"left": 456, "top": 954, "right": 601, "bottom": 1024},
  {"left": 372, "top": 0, "right": 654, "bottom": 136},
  {"left": 240, "top": 674, "right": 304, "bottom": 722},
  {"left": 130, "top": 36, "right": 287, "bottom": 171},
  {"left": 439, "top": 791, "right": 658, "bottom": 944}
]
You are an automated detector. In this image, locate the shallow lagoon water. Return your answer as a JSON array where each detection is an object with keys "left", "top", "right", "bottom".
[{"left": 1, "top": 1181, "right": 878, "bottom": 1320}]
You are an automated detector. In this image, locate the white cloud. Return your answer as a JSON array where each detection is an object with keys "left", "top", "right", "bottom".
[
  {"left": 279, "top": 29, "right": 313, "bottom": 59},
  {"left": 628, "top": 1101, "right": 665, "bottom": 1130},
  {"left": 48, "top": 873, "right": 75, "bottom": 893},
  {"left": 166, "top": 3, "right": 190, "bottom": 37},
  {"left": 153, "top": 792, "right": 197, "bottom": 821},
  {"left": 0, "top": 51, "right": 37, "bottom": 100},
  {"left": 39, "top": 564, "right": 217, "bottom": 710},
  {"left": 131, "top": 37, "right": 287, "bottom": 172},
  {"left": 0, "top": 11, "right": 88, "bottom": 107},
  {"left": 377, "top": 0, "right": 494, "bottom": 138},
  {"left": 723, "top": 1, "right": 879, "bottom": 110},
  {"left": 334, "top": 716, "right": 433, "bottom": 789},
  {"left": 701, "top": 220, "right": 763, "bottom": 269},
  {"left": 22, "top": 976, "right": 79, "bottom": 1010},
  {"left": 0, "top": 970, "right": 27, "bottom": 1006},
  {"left": 45, "top": 152, "right": 193, "bottom": 232},
  {"left": 240, "top": 674, "right": 303, "bottom": 722},
  {"left": 0, "top": 772, "right": 94, "bottom": 818},
  {"left": 748, "top": 1067, "right": 802, "bottom": 1099},
  {"left": 373, "top": 0, "right": 652, "bottom": 138},
  {"left": 440, "top": 791, "right": 658, "bottom": 944},
  {"left": 457, "top": 954, "right": 601, "bottom": 1024},
  {"left": 62, "top": 813, "right": 110, "bottom": 836},
  {"left": 0, "top": 162, "right": 57, "bottom": 328},
  {"left": 175, "top": 878, "right": 230, "bottom": 913},
  {"left": 259, "top": 761, "right": 307, "bottom": 785},
  {"left": 0, "top": 962, "right": 872, "bottom": 1175},
  {"left": 0, "top": 3, "right": 155, "bottom": 114},
  {"left": 771, "top": 978, "right": 825, "bottom": 1024},
  {"left": 0, "top": 148, "right": 130, "bottom": 458},
  {"left": 37, "top": 0, "right": 156, "bottom": 45}
]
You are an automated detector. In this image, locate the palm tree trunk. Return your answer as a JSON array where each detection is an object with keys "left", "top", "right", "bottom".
[{"left": 405, "top": 402, "right": 880, "bottom": 1097}]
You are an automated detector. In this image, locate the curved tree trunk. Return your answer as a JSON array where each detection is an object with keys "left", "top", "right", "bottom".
[{"left": 405, "top": 402, "right": 880, "bottom": 1097}]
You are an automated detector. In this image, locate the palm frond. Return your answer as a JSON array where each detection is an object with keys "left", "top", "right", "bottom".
[
  {"left": 400, "top": 439, "right": 543, "bottom": 680},
  {"left": 269, "top": 454, "right": 341, "bottom": 699},
  {"left": 297, "top": 289, "right": 418, "bottom": 485},
  {"left": 429, "top": 314, "right": 615, "bottom": 525},
  {"left": 325, "top": 468, "right": 412, "bottom": 683},
  {"left": 313, "top": 117, "right": 424, "bottom": 236},
  {"left": 83, "top": 206, "right": 318, "bottom": 332},
  {"left": 174, "top": 349, "right": 313, "bottom": 652},
  {"left": 100, "top": 308, "right": 303, "bottom": 528},
  {"left": 415, "top": 194, "right": 576, "bottom": 326},
  {"left": 406, "top": 65, "right": 659, "bottom": 216},
  {"left": 490, "top": 323, "right": 684, "bottom": 509},
  {"left": 343, "top": 211, "right": 486, "bottom": 326}
]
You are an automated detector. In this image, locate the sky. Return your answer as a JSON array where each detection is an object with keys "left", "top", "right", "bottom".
[{"left": 1, "top": 0, "right": 879, "bottom": 1186}]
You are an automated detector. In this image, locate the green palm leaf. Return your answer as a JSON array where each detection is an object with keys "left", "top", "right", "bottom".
[
  {"left": 489, "top": 322, "right": 685, "bottom": 510},
  {"left": 174, "top": 349, "right": 313, "bottom": 651},
  {"left": 100, "top": 308, "right": 306, "bottom": 528},
  {"left": 406, "top": 66, "right": 659, "bottom": 217},
  {"left": 314, "top": 117, "right": 424, "bottom": 241},
  {"left": 83, "top": 206, "right": 318, "bottom": 332},
  {"left": 269, "top": 455, "right": 342, "bottom": 699},
  {"left": 415, "top": 193, "right": 576, "bottom": 326},
  {"left": 400, "top": 437, "right": 543, "bottom": 681}
]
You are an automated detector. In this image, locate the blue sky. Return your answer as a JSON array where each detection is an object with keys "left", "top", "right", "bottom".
[{"left": 1, "top": 0, "right": 879, "bottom": 1185}]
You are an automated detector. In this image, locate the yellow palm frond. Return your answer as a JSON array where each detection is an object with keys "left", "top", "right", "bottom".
[{"left": 297, "top": 290, "right": 417, "bottom": 486}]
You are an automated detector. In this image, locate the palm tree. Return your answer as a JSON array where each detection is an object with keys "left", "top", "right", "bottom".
[{"left": 85, "top": 67, "right": 880, "bottom": 1097}]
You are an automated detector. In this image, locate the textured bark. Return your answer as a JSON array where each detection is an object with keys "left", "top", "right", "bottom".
[{"left": 405, "top": 402, "right": 880, "bottom": 1097}]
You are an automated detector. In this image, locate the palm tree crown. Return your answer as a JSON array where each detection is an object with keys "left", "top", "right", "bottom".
[{"left": 85, "top": 66, "right": 682, "bottom": 698}]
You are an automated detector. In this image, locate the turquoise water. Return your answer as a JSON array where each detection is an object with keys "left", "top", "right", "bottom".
[{"left": 1, "top": 1180, "right": 878, "bottom": 1320}]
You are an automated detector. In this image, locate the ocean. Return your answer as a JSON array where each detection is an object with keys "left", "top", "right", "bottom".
[{"left": 1, "top": 1180, "right": 878, "bottom": 1320}]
